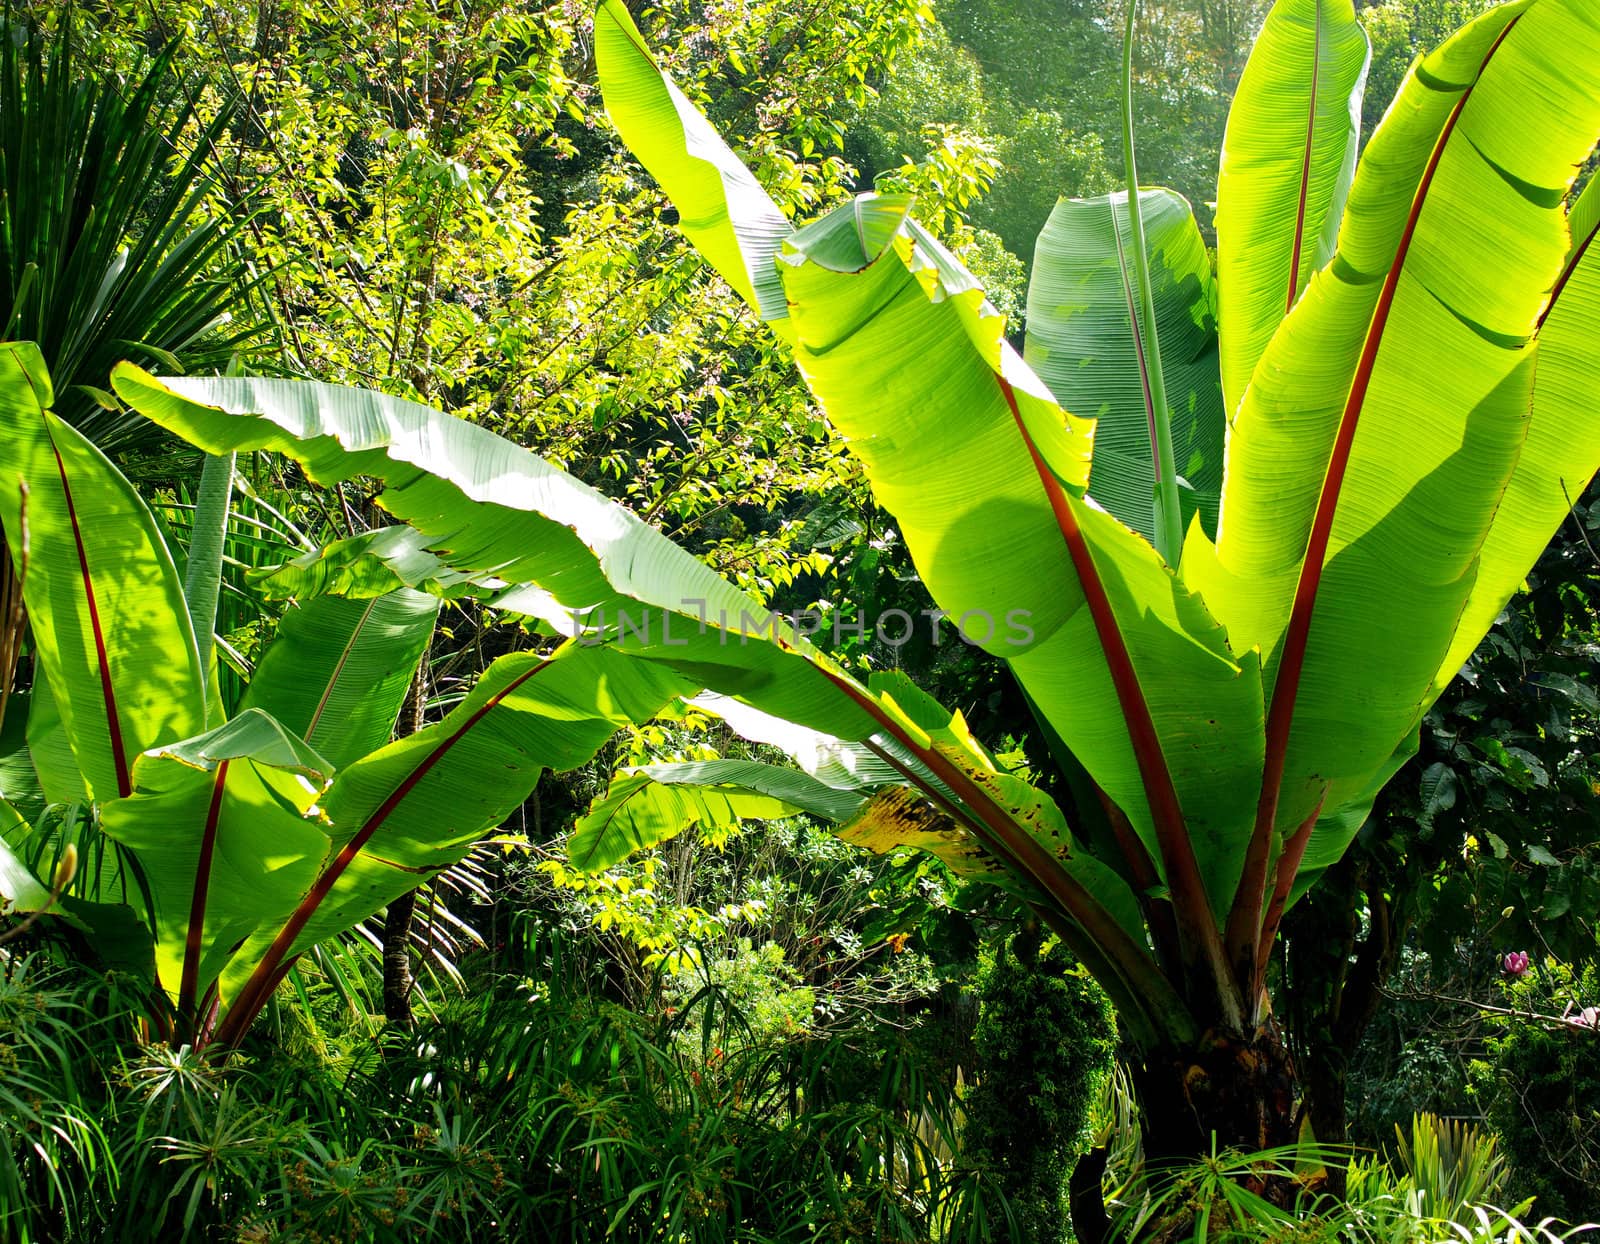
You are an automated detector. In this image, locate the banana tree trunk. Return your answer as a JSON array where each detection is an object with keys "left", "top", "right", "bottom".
[
  {"left": 1133, "top": 1024, "right": 1300, "bottom": 1164},
  {"left": 1068, "top": 1024, "right": 1302, "bottom": 1241}
]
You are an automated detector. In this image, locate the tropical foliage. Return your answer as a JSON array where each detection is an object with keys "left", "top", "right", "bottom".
[{"left": 3, "top": 0, "right": 1600, "bottom": 1237}]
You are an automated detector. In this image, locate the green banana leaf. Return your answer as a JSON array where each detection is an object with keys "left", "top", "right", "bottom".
[
  {"left": 1194, "top": 0, "right": 1600, "bottom": 846},
  {"left": 114, "top": 306, "right": 1198, "bottom": 1043},
  {"left": 240, "top": 589, "right": 439, "bottom": 769},
  {"left": 1568, "top": 175, "right": 1600, "bottom": 260},
  {"left": 0, "top": 343, "right": 205, "bottom": 801},
  {"left": 1215, "top": 0, "right": 1369, "bottom": 417},
  {"left": 100, "top": 709, "right": 334, "bottom": 1009},
  {"left": 1423, "top": 163, "right": 1600, "bottom": 692},
  {"left": 593, "top": 0, "right": 793, "bottom": 328},
  {"left": 569, "top": 759, "right": 860, "bottom": 872},
  {"left": 0, "top": 692, "right": 47, "bottom": 820},
  {"left": 183, "top": 451, "right": 235, "bottom": 717},
  {"left": 212, "top": 642, "right": 693, "bottom": 1040},
  {"left": 23, "top": 674, "right": 84, "bottom": 808},
  {"left": 776, "top": 194, "right": 1264, "bottom": 930},
  {"left": 250, "top": 525, "right": 503, "bottom": 602},
  {"left": 109, "top": 366, "right": 806, "bottom": 655},
  {"left": 1025, "top": 188, "right": 1225, "bottom": 541}
]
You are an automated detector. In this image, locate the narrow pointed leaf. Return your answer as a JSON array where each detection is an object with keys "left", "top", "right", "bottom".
[
  {"left": 1216, "top": 0, "right": 1369, "bottom": 416},
  {"left": 594, "top": 0, "right": 793, "bottom": 325}
]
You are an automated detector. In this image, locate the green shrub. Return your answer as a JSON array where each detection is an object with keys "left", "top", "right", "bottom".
[
  {"left": 963, "top": 933, "right": 1116, "bottom": 1243},
  {"left": 1477, "top": 965, "right": 1600, "bottom": 1225}
]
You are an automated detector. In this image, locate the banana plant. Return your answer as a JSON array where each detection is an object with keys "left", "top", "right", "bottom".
[
  {"left": 590, "top": 0, "right": 1600, "bottom": 1155},
  {"left": 0, "top": 341, "right": 691, "bottom": 1046},
  {"left": 111, "top": 0, "right": 1600, "bottom": 1178}
]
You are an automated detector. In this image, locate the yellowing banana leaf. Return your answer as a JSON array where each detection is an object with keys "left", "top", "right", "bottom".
[{"left": 838, "top": 785, "right": 1017, "bottom": 891}]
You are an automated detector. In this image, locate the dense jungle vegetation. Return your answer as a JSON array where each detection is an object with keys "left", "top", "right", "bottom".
[{"left": 0, "top": 0, "right": 1598, "bottom": 1239}]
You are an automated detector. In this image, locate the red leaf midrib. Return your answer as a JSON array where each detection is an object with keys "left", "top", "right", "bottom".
[
  {"left": 47, "top": 420, "right": 131, "bottom": 799},
  {"left": 1286, "top": 0, "right": 1325, "bottom": 314},
  {"left": 217, "top": 654, "right": 559, "bottom": 1044},
  {"left": 179, "top": 758, "right": 230, "bottom": 1023},
  {"left": 998, "top": 376, "right": 1231, "bottom": 998},
  {"left": 1248, "top": 15, "right": 1525, "bottom": 922}
]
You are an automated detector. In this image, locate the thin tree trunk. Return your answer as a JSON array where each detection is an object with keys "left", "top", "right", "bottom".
[
  {"left": 382, "top": 889, "right": 418, "bottom": 1027},
  {"left": 380, "top": 647, "right": 429, "bottom": 1029}
]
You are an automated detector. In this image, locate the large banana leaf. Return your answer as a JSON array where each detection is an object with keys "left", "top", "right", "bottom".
[
  {"left": 23, "top": 676, "right": 84, "bottom": 808},
  {"left": 211, "top": 642, "right": 693, "bottom": 1042},
  {"left": 1025, "top": 188, "right": 1225, "bottom": 540},
  {"left": 251, "top": 525, "right": 503, "bottom": 602},
  {"left": 252, "top": 524, "right": 596, "bottom": 631},
  {"left": 99, "top": 709, "right": 333, "bottom": 1012},
  {"left": 110, "top": 366, "right": 804, "bottom": 654},
  {"left": 108, "top": 366, "right": 926, "bottom": 772},
  {"left": 1424, "top": 169, "right": 1600, "bottom": 689},
  {"left": 0, "top": 343, "right": 204, "bottom": 800},
  {"left": 1195, "top": 0, "right": 1600, "bottom": 834},
  {"left": 569, "top": 759, "right": 862, "bottom": 871},
  {"left": 593, "top": 0, "right": 793, "bottom": 328},
  {"left": 1568, "top": 176, "right": 1600, "bottom": 259},
  {"left": 240, "top": 589, "right": 439, "bottom": 769},
  {"left": 776, "top": 195, "right": 1263, "bottom": 967},
  {"left": 1192, "top": 2, "right": 1600, "bottom": 972},
  {"left": 116, "top": 349, "right": 1182, "bottom": 1034},
  {"left": 1215, "top": 0, "right": 1369, "bottom": 417}
]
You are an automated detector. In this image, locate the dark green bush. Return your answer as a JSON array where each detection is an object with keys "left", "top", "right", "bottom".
[
  {"left": 962, "top": 933, "right": 1116, "bottom": 1244},
  {"left": 1477, "top": 965, "right": 1600, "bottom": 1225}
]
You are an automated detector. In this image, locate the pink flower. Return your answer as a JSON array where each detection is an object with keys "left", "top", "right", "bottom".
[
  {"left": 1502, "top": 951, "right": 1530, "bottom": 976},
  {"left": 1562, "top": 1004, "right": 1599, "bottom": 1031}
]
